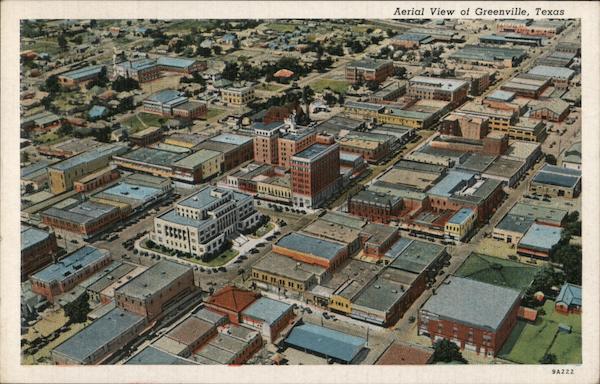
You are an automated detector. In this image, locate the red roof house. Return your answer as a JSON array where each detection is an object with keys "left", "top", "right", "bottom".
[{"left": 274, "top": 69, "right": 295, "bottom": 79}]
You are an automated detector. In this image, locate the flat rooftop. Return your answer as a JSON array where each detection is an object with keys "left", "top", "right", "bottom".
[
  {"left": 116, "top": 260, "right": 191, "bottom": 300},
  {"left": 518, "top": 223, "right": 562, "bottom": 252},
  {"left": 253, "top": 252, "right": 325, "bottom": 282},
  {"left": 178, "top": 186, "right": 232, "bottom": 210},
  {"left": 209, "top": 133, "right": 253, "bottom": 146},
  {"left": 96, "top": 182, "right": 163, "bottom": 204},
  {"left": 427, "top": 170, "right": 475, "bottom": 197},
  {"left": 276, "top": 233, "right": 345, "bottom": 261},
  {"left": 302, "top": 219, "right": 362, "bottom": 245},
  {"left": 353, "top": 269, "right": 417, "bottom": 312},
  {"left": 52, "top": 307, "right": 145, "bottom": 364},
  {"left": 165, "top": 316, "right": 215, "bottom": 346},
  {"left": 118, "top": 147, "right": 186, "bottom": 167},
  {"left": 484, "top": 157, "right": 525, "bottom": 178},
  {"left": 241, "top": 297, "right": 292, "bottom": 325},
  {"left": 292, "top": 144, "right": 333, "bottom": 161},
  {"left": 173, "top": 149, "right": 222, "bottom": 169},
  {"left": 387, "top": 238, "right": 445, "bottom": 274},
  {"left": 528, "top": 65, "right": 575, "bottom": 80},
  {"left": 42, "top": 200, "right": 118, "bottom": 225},
  {"left": 532, "top": 164, "right": 581, "bottom": 188},
  {"left": 495, "top": 213, "right": 535, "bottom": 234},
  {"left": 50, "top": 144, "right": 127, "bottom": 172},
  {"left": 21, "top": 225, "right": 52, "bottom": 251},
  {"left": 347, "top": 58, "right": 392, "bottom": 70},
  {"left": 409, "top": 76, "right": 468, "bottom": 92},
  {"left": 458, "top": 153, "right": 497, "bottom": 173},
  {"left": 126, "top": 346, "right": 196, "bottom": 365},
  {"left": 421, "top": 276, "right": 521, "bottom": 331},
  {"left": 320, "top": 211, "right": 366, "bottom": 230}
]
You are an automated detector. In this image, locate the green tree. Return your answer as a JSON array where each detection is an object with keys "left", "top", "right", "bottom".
[
  {"left": 432, "top": 339, "right": 468, "bottom": 364},
  {"left": 64, "top": 292, "right": 90, "bottom": 324},
  {"left": 57, "top": 122, "right": 73, "bottom": 136},
  {"left": 57, "top": 34, "right": 68, "bottom": 51},
  {"left": 212, "top": 45, "right": 222, "bottom": 55},
  {"left": 301, "top": 86, "right": 315, "bottom": 121},
  {"left": 395, "top": 66, "right": 407, "bottom": 79},
  {"left": 45, "top": 74, "right": 61, "bottom": 94},
  {"left": 89, "top": 19, "right": 97, "bottom": 29},
  {"left": 222, "top": 61, "right": 239, "bottom": 81},
  {"left": 366, "top": 80, "right": 380, "bottom": 92},
  {"left": 545, "top": 154, "right": 557, "bottom": 165}
]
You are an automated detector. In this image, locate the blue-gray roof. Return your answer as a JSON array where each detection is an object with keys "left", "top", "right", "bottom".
[
  {"left": 42, "top": 200, "right": 118, "bottom": 225},
  {"left": 21, "top": 225, "right": 51, "bottom": 252},
  {"left": 518, "top": 223, "right": 561, "bottom": 252},
  {"left": 393, "top": 33, "right": 432, "bottom": 42},
  {"left": 53, "top": 307, "right": 145, "bottom": 364},
  {"left": 528, "top": 65, "right": 574, "bottom": 79},
  {"left": 178, "top": 186, "right": 230, "bottom": 209},
  {"left": 157, "top": 209, "right": 210, "bottom": 229},
  {"left": 88, "top": 105, "right": 107, "bottom": 118},
  {"left": 532, "top": 164, "right": 581, "bottom": 188},
  {"left": 387, "top": 238, "right": 445, "bottom": 274},
  {"left": 344, "top": 101, "right": 385, "bottom": 112},
  {"left": 157, "top": 56, "right": 197, "bottom": 69},
  {"left": 421, "top": 276, "right": 521, "bottom": 331},
  {"left": 448, "top": 208, "right": 475, "bottom": 225},
  {"left": 98, "top": 182, "right": 163, "bottom": 203},
  {"left": 556, "top": 283, "right": 582, "bottom": 307},
  {"left": 119, "top": 147, "right": 186, "bottom": 167},
  {"left": 284, "top": 323, "right": 366, "bottom": 363},
  {"left": 145, "top": 89, "right": 185, "bottom": 104},
  {"left": 487, "top": 90, "right": 515, "bottom": 102},
  {"left": 126, "top": 346, "right": 196, "bottom": 365},
  {"left": 209, "top": 133, "right": 252, "bottom": 146},
  {"left": 427, "top": 170, "right": 475, "bottom": 197},
  {"left": 276, "top": 233, "right": 345, "bottom": 261},
  {"left": 241, "top": 297, "right": 292, "bottom": 325},
  {"left": 50, "top": 144, "right": 127, "bottom": 172},
  {"left": 31, "top": 246, "right": 109, "bottom": 284},
  {"left": 60, "top": 65, "right": 105, "bottom": 80},
  {"left": 253, "top": 121, "right": 285, "bottom": 132},
  {"left": 496, "top": 214, "right": 535, "bottom": 234}
]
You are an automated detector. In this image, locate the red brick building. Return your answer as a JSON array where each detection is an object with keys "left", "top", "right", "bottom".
[
  {"left": 198, "top": 133, "right": 254, "bottom": 172},
  {"left": 346, "top": 59, "right": 395, "bottom": 85},
  {"left": 30, "top": 246, "right": 111, "bottom": 302},
  {"left": 272, "top": 232, "right": 348, "bottom": 272},
  {"left": 115, "top": 260, "right": 195, "bottom": 321},
  {"left": 73, "top": 166, "right": 120, "bottom": 193},
  {"left": 205, "top": 286, "right": 260, "bottom": 324},
  {"left": 21, "top": 225, "right": 59, "bottom": 281},
  {"left": 291, "top": 143, "right": 341, "bottom": 209},
  {"left": 277, "top": 130, "right": 317, "bottom": 169},
  {"left": 418, "top": 276, "right": 521, "bottom": 357},
  {"left": 348, "top": 190, "right": 404, "bottom": 224}
]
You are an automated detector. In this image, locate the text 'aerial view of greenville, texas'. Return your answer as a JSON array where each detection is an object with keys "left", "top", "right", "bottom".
[{"left": 19, "top": 18, "right": 583, "bottom": 367}]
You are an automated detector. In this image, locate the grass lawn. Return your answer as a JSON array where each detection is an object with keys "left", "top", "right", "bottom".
[
  {"left": 252, "top": 222, "right": 274, "bottom": 238},
  {"left": 455, "top": 253, "right": 540, "bottom": 291},
  {"left": 498, "top": 300, "right": 582, "bottom": 364},
  {"left": 122, "top": 112, "right": 164, "bottom": 133},
  {"left": 309, "top": 78, "right": 349, "bottom": 94},
  {"left": 259, "top": 83, "right": 285, "bottom": 92},
  {"left": 183, "top": 249, "right": 239, "bottom": 268},
  {"left": 264, "top": 23, "right": 297, "bottom": 33},
  {"left": 24, "top": 39, "right": 61, "bottom": 55},
  {"left": 206, "top": 108, "right": 226, "bottom": 120}
]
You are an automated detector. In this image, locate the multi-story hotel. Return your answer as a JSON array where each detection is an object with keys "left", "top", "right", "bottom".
[
  {"left": 290, "top": 143, "right": 341, "bottom": 209},
  {"left": 150, "top": 187, "right": 262, "bottom": 257}
]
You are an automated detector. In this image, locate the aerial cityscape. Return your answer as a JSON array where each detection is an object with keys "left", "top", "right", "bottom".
[{"left": 19, "top": 18, "right": 582, "bottom": 366}]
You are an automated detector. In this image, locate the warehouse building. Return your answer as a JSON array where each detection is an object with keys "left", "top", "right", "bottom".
[
  {"left": 21, "top": 225, "right": 58, "bottom": 281},
  {"left": 345, "top": 59, "right": 395, "bottom": 84},
  {"left": 58, "top": 65, "right": 106, "bottom": 87},
  {"left": 30, "top": 246, "right": 112, "bottom": 302},
  {"left": 419, "top": 276, "right": 521, "bottom": 357},
  {"left": 143, "top": 89, "right": 207, "bottom": 120},
  {"left": 449, "top": 45, "right": 526, "bottom": 68},
  {"left": 115, "top": 260, "right": 195, "bottom": 321},
  {"left": 529, "top": 164, "right": 581, "bottom": 198},
  {"left": 52, "top": 307, "right": 147, "bottom": 365},
  {"left": 41, "top": 200, "right": 122, "bottom": 240},
  {"left": 407, "top": 76, "right": 469, "bottom": 107}
]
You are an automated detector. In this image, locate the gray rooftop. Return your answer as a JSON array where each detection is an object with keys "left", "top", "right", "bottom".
[
  {"left": 31, "top": 246, "right": 109, "bottom": 284},
  {"left": 21, "top": 225, "right": 51, "bottom": 252},
  {"left": 276, "top": 233, "right": 345, "bottom": 261},
  {"left": 50, "top": 144, "right": 127, "bottom": 172},
  {"left": 495, "top": 213, "right": 535, "bottom": 234},
  {"left": 241, "top": 297, "right": 292, "bottom": 325},
  {"left": 532, "top": 164, "right": 581, "bottom": 188},
  {"left": 387, "top": 239, "right": 445, "bottom": 274},
  {"left": 42, "top": 200, "right": 118, "bottom": 225},
  {"left": 528, "top": 65, "right": 575, "bottom": 80},
  {"left": 119, "top": 147, "right": 186, "bottom": 167},
  {"left": 53, "top": 307, "right": 145, "bottom": 364},
  {"left": 409, "top": 76, "right": 468, "bottom": 92},
  {"left": 209, "top": 133, "right": 253, "bottom": 146},
  {"left": 292, "top": 144, "right": 334, "bottom": 161},
  {"left": 253, "top": 252, "right": 325, "bottom": 282},
  {"left": 421, "top": 276, "right": 521, "bottom": 331},
  {"left": 427, "top": 170, "right": 475, "bottom": 197},
  {"left": 284, "top": 323, "right": 365, "bottom": 363},
  {"left": 518, "top": 223, "right": 562, "bottom": 252},
  {"left": 353, "top": 269, "right": 417, "bottom": 312},
  {"left": 116, "top": 260, "right": 191, "bottom": 299},
  {"left": 126, "top": 346, "right": 197, "bottom": 365}
]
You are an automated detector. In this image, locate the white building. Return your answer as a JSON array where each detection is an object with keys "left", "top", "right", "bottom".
[{"left": 150, "top": 186, "right": 261, "bottom": 257}]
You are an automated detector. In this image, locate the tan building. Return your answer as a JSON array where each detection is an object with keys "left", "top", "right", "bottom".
[
  {"left": 221, "top": 84, "right": 255, "bottom": 105},
  {"left": 444, "top": 208, "right": 477, "bottom": 241},
  {"left": 256, "top": 176, "right": 292, "bottom": 204},
  {"left": 48, "top": 144, "right": 128, "bottom": 194}
]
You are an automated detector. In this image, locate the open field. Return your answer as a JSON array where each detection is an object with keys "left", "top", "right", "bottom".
[
  {"left": 455, "top": 253, "right": 540, "bottom": 291},
  {"left": 122, "top": 112, "right": 164, "bottom": 132},
  {"left": 308, "top": 78, "right": 349, "bottom": 94},
  {"left": 498, "top": 300, "right": 581, "bottom": 364},
  {"left": 206, "top": 108, "right": 226, "bottom": 120},
  {"left": 258, "top": 83, "right": 285, "bottom": 92}
]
